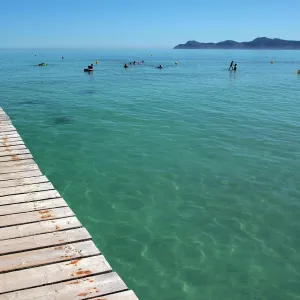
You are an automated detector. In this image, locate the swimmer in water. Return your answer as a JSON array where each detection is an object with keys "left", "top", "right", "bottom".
[
  {"left": 233, "top": 64, "right": 237, "bottom": 71},
  {"left": 124, "top": 63, "right": 128, "bottom": 68},
  {"left": 157, "top": 64, "right": 163, "bottom": 69}
]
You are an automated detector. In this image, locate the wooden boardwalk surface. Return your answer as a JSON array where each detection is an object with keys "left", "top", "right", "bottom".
[{"left": 0, "top": 108, "right": 138, "bottom": 300}]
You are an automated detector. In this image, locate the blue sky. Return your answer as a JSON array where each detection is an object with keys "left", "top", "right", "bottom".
[{"left": 0, "top": 0, "right": 299, "bottom": 48}]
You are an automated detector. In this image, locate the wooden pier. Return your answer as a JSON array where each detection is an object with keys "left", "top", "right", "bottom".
[{"left": 0, "top": 108, "right": 138, "bottom": 300}]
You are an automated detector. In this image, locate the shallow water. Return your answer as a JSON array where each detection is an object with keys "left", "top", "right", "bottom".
[{"left": 1, "top": 49, "right": 300, "bottom": 299}]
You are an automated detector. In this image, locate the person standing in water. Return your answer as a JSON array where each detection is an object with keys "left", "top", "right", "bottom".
[
  {"left": 229, "top": 61, "right": 234, "bottom": 70},
  {"left": 233, "top": 64, "right": 237, "bottom": 71}
]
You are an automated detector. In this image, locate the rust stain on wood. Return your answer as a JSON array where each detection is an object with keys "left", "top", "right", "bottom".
[
  {"left": 11, "top": 154, "right": 19, "bottom": 161},
  {"left": 65, "top": 259, "right": 82, "bottom": 266},
  {"left": 77, "top": 292, "right": 89, "bottom": 297},
  {"left": 54, "top": 246, "right": 64, "bottom": 250},
  {"left": 41, "top": 214, "right": 54, "bottom": 219},
  {"left": 74, "top": 270, "right": 92, "bottom": 276},
  {"left": 39, "top": 210, "right": 51, "bottom": 214}
]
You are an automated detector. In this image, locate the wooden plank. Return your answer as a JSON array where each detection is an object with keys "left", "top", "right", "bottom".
[
  {"left": 0, "top": 159, "right": 35, "bottom": 168},
  {"left": 0, "top": 133, "right": 20, "bottom": 139},
  {"left": 0, "top": 189, "right": 60, "bottom": 206},
  {"left": 0, "top": 154, "right": 33, "bottom": 162},
  {"left": 0, "top": 228, "right": 91, "bottom": 256},
  {"left": 90, "top": 291, "right": 139, "bottom": 300},
  {"left": 0, "top": 140, "right": 25, "bottom": 148},
  {"left": 0, "top": 169, "right": 43, "bottom": 181},
  {"left": 0, "top": 206, "right": 73, "bottom": 227},
  {"left": 0, "top": 182, "right": 54, "bottom": 197},
  {"left": 0, "top": 144, "right": 27, "bottom": 151},
  {"left": 0, "top": 216, "right": 81, "bottom": 241},
  {"left": 0, "top": 255, "right": 112, "bottom": 294},
  {"left": 0, "top": 198, "right": 67, "bottom": 216},
  {"left": 0, "top": 164, "right": 39, "bottom": 175},
  {"left": 0, "top": 124, "right": 16, "bottom": 129},
  {"left": 0, "top": 272, "right": 127, "bottom": 300},
  {"left": 0, "top": 140, "right": 23, "bottom": 147},
  {"left": 0, "top": 136, "right": 22, "bottom": 142},
  {"left": 0, "top": 116, "right": 10, "bottom": 121},
  {"left": 0, "top": 148, "right": 30, "bottom": 157},
  {"left": 0, "top": 122, "right": 12, "bottom": 127},
  {"left": 0, "top": 126, "right": 16, "bottom": 133},
  {"left": 0, "top": 139, "right": 23, "bottom": 146},
  {"left": 0, "top": 241, "right": 100, "bottom": 273},
  {"left": 0, "top": 175, "right": 48, "bottom": 189}
]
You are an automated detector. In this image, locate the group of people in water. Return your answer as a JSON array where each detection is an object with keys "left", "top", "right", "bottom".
[
  {"left": 38, "top": 57, "right": 237, "bottom": 72},
  {"left": 229, "top": 61, "right": 237, "bottom": 71},
  {"left": 124, "top": 61, "right": 165, "bottom": 69},
  {"left": 124, "top": 60, "right": 145, "bottom": 68}
]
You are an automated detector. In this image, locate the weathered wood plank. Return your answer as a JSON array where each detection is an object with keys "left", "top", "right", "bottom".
[
  {"left": 0, "top": 164, "right": 38, "bottom": 175},
  {"left": 0, "top": 122, "right": 13, "bottom": 127},
  {"left": 0, "top": 134, "right": 21, "bottom": 140},
  {"left": 0, "top": 241, "right": 100, "bottom": 273},
  {"left": 0, "top": 228, "right": 91, "bottom": 255},
  {"left": 0, "top": 255, "right": 111, "bottom": 294},
  {"left": 0, "top": 136, "right": 22, "bottom": 142},
  {"left": 0, "top": 189, "right": 60, "bottom": 206},
  {"left": 0, "top": 182, "right": 55, "bottom": 197},
  {"left": 0, "top": 206, "right": 73, "bottom": 227},
  {"left": 0, "top": 153, "right": 32, "bottom": 162},
  {"left": 0, "top": 175, "right": 48, "bottom": 189},
  {"left": 0, "top": 159, "right": 35, "bottom": 168},
  {"left": 0, "top": 126, "right": 16, "bottom": 132},
  {"left": 0, "top": 140, "right": 23, "bottom": 147},
  {"left": 0, "top": 198, "right": 67, "bottom": 216},
  {"left": 0, "top": 272, "right": 127, "bottom": 300},
  {"left": 0, "top": 169, "right": 43, "bottom": 181},
  {"left": 0, "top": 148, "right": 30, "bottom": 157},
  {"left": 0, "top": 140, "right": 25, "bottom": 148},
  {"left": 90, "top": 291, "right": 139, "bottom": 300},
  {"left": 0, "top": 144, "right": 27, "bottom": 151},
  {"left": 0, "top": 116, "right": 10, "bottom": 120},
  {"left": 0, "top": 216, "right": 81, "bottom": 241},
  {"left": 0, "top": 125, "right": 14, "bottom": 128}
]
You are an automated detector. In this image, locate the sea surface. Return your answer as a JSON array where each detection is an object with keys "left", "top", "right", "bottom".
[{"left": 1, "top": 49, "right": 300, "bottom": 300}]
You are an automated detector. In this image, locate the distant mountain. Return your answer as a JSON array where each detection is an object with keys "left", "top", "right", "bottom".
[{"left": 174, "top": 37, "right": 300, "bottom": 50}]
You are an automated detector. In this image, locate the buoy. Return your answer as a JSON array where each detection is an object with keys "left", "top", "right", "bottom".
[
  {"left": 270, "top": 60, "right": 274, "bottom": 64},
  {"left": 297, "top": 69, "right": 300, "bottom": 74},
  {"left": 175, "top": 62, "right": 178, "bottom": 65},
  {"left": 96, "top": 60, "right": 99, "bottom": 64}
]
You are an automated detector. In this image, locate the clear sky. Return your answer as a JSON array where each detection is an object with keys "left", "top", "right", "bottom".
[{"left": 1, "top": 0, "right": 299, "bottom": 49}]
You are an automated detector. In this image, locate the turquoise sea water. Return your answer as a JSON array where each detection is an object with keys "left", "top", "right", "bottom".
[{"left": 1, "top": 49, "right": 300, "bottom": 299}]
